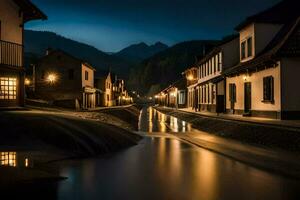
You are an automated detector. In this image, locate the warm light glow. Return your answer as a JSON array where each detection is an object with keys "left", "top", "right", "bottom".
[
  {"left": 187, "top": 75, "right": 194, "bottom": 81},
  {"left": 25, "top": 158, "right": 29, "bottom": 167},
  {"left": 25, "top": 78, "right": 31, "bottom": 86},
  {"left": 1, "top": 152, "right": 16, "bottom": 167},
  {"left": 155, "top": 95, "right": 159, "bottom": 99},
  {"left": 47, "top": 74, "right": 57, "bottom": 84}
]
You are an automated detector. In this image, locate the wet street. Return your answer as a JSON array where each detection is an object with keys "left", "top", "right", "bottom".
[{"left": 55, "top": 107, "right": 300, "bottom": 200}]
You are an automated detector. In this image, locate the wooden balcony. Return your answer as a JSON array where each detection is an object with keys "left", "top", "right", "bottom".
[{"left": 0, "top": 40, "right": 23, "bottom": 68}]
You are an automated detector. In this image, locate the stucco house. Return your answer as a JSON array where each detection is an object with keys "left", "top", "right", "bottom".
[
  {"left": 95, "top": 72, "right": 114, "bottom": 107},
  {"left": 35, "top": 50, "right": 97, "bottom": 109},
  {"left": 196, "top": 35, "right": 240, "bottom": 113},
  {"left": 0, "top": 0, "right": 46, "bottom": 107},
  {"left": 223, "top": 0, "right": 300, "bottom": 119}
]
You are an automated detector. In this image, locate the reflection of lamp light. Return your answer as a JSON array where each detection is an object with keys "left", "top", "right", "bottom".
[{"left": 47, "top": 74, "right": 57, "bottom": 84}]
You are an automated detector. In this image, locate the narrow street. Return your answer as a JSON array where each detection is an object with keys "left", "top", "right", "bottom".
[{"left": 53, "top": 106, "right": 300, "bottom": 200}]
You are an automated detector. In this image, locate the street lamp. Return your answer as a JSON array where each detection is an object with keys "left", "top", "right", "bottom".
[
  {"left": 25, "top": 78, "right": 31, "bottom": 86},
  {"left": 47, "top": 73, "right": 57, "bottom": 84},
  {"left": 187, "top": 75, "right": 194, "bottom": 81}
]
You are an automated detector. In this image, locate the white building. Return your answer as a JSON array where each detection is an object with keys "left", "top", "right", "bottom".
[
  {"left": 224, "top": 0, "right": 300, "bottom": 119},
  {"left": 0, "top": 0, "right": 46, "bottom": 107},
  {"left": 196, "top": 36, "right": 240, "bottom": 113}
]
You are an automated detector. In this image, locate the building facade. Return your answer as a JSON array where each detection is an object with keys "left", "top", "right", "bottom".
[
  {"left": 224, "top": 0, "right": 300, "bottom": 119},
  {"left": 0, "top": 0, "right": 46, "bottom": 107},
  {"left": 35, "top": 50, "right": 97, "bottom": 109},
  {"left": 95, "top": 72, "right": 113, "bottom": 107},
  {"left": 196, "top": 36, "right": 240, "bottom": 113}
]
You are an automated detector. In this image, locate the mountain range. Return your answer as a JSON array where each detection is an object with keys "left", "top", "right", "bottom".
[
  {"left": 127, "top": 40, "right": 219, "bottom": 95},
  {"left": 24, "top": 30, "right": 168, "bottom": 77},
  {"left": 115, "top": 42, "right": 168, "bottom": 63},
  {"left": 24, "top": 30, "right": 219, "bottom": 95}
]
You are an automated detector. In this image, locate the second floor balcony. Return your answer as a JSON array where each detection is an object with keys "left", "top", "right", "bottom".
[{"left": 0, "top": 40, "right": 23, "bottom": 68}]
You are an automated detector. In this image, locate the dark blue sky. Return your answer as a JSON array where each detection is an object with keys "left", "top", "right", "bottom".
[{"left": 26, "top": 0, "right": 280, "bottom": 52}]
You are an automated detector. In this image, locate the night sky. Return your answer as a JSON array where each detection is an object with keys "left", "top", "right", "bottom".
[{"left": 27, "top": 0, "right": 280, "bottom": 52}]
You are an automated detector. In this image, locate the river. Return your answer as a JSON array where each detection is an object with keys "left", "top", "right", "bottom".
[{"left": 55, "top": 107, "right": 300, "bottom": 200}]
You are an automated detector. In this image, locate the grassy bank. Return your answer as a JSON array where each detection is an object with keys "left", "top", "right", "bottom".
[{"left": 156, "top": 107, "right": 300, "bottom": 153}]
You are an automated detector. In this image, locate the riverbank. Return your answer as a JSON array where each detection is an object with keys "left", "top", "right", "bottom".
[
  {"left": 0, "top": 105, "right": 142, "bottom": 187},
  {"left": 153, "top": 106, "right": 300, "bottom": 178},
  {"left": 155, "top": 106, "right": 300, "bottom": 152}
]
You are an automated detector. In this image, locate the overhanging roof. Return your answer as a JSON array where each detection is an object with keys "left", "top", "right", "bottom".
[{"left": 13, "top": 0, "right": 47, "bottom": 23}]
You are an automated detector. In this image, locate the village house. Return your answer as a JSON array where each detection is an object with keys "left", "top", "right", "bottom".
[
  {"left": 155, "top": 78, "right": 187, "bottom": 108},
  {"left": 223, "top": 0, "right": 300, "bottom": 119},
  {"left": 0, "top": 0, "right": 46, "bottom": 107},
  {"left": 35, "top": 49, "right": 97, "bottom": 109},
  {"left": 113, "top": 78, "right": 132, "bottom": 105},
  {"left": 95, "top": 72, "right": 114, "bottom": 107},
  {"left": 184, "top": 66, "right": 199, "bottom": 110},
  {"left": 195, "top": 35, "right": 240, "bottom": 113}
]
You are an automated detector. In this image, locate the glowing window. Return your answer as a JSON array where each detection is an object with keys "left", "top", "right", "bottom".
[
  {"left": 1, "top": 152, "right": 17, "bottom": 167},
  {"left": 0, "top": 77, "right": 17, "bottom": 100}
]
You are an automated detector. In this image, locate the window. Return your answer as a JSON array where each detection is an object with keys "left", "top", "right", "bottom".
[
  {"left": 229, "top": 84, "right": 236, "bottom": 102},
  {"left": 241, "top": 41, "right": 246, "bottom": 60},
  {"left": 1, "top": 152, "right": 16, "bottom": 167},
  {"left": 0, "top": 77, "right": 17, "bottom": 100},
  {"left": 263, "top": 76, "right": 274, "bottom": 102},
  {"left": 41, "top": 70, "right": 45, "bottom": 79},
  {"left": 68, "top": 69, "right": 74, "bottom": 80},
  {"left": 208, "top": 60, "right": 211, "bottom": 75},
  {"left": 85, "top": 71, "right": 89, "bottom": 81},
  {"left": 178, "top": 91, "right": 186, "bottom": 105},
  {"left": 215, "top": 55, "right": 218, "bottom": 72},
  {"left": 247, "top": 37, "right": 253, "bottom": 57},
  {"left": 212, "top": 57, "right": 215, "bottom": 74},
  {"left": 218, "top": 52, "right": 222, "bottom": 71}
]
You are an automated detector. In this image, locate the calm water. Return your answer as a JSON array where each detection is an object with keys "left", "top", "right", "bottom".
[{"left": 55, "top": 107, "right": 300, "bottom": 200}]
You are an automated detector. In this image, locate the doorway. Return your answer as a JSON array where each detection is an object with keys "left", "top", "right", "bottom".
[{"left": 244, "top": 82, "right": 252, "bottom": 114}]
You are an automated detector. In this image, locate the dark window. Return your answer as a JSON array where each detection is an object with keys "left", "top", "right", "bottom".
[
  {"left": 247, "top": 37, "right": 253, "bottom": 57},
  {"left": 68, "top": 69, "right": 74, "bottom": 80},
  {"left": 85, "top": 71, "right": 89, "bottom": 81},
  {"left": 263, "top": 76, "right": 274, "bottom": 102},
  {"left": 241, "top": 41, "right": 246, "bottom": 60},
  {"left": 41, "top": 70, "right": 45, "bottom": 79},
  {"left": 229, "top": 84, "right": 236, "bottom": 102}
]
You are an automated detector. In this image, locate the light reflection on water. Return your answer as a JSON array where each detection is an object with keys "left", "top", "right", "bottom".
[
  {"left": 57, "top": 137, "right": 300, "bottom": 200},
  {"left": 138, "top": 107, "right": 192, "bottom": 133}
]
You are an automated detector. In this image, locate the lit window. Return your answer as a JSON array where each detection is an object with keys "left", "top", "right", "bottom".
[
  {"left": 0, "top": 77, "right": 17, "bottom": 100},
  {"left": 1, "top": 152, "right": 17, "bottom": 167}
]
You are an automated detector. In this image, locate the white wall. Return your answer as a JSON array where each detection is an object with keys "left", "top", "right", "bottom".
[
  {"left": 81, "top": 64, "right": 94, "bottom": 88},
  {"left": 0, "top": 0, "right": 23, "bottom": 44},
  {"left": 226, "top": 64, "right": 281, "bottom": 112}
]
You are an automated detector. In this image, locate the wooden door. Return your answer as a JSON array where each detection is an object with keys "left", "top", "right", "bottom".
[{"left": 244, "top": 82, "right": 252, "bottom": 113}]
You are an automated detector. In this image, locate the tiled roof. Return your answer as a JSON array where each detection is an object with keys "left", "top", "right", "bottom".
[
  {"left": 13, "top": 0, "right": 47, "bottom": 22},
  {"left": 235, "top": 0, "right": 299, "bottom": 31}
]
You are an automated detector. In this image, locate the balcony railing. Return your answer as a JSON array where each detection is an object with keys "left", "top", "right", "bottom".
[{"left": 0, "top": 40, "right": 23, "bottom": 68}]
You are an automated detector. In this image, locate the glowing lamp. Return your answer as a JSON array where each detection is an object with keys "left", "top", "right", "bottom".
[
  {"left": 47, "top": 74, "right": 57, "bottom": 84},
  {"left": 25, "top": 78, "right": 31, "bottom": 86},
  {"left": 187, "top": 75, "right": 194, "bottom": 81}
]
